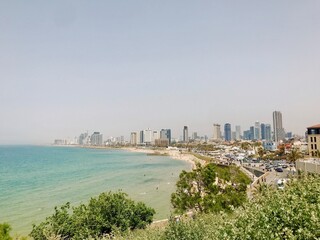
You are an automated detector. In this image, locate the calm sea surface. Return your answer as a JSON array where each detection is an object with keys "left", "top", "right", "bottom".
[{"left": 0, "top": 146, "right": 191, "bottom": 235}]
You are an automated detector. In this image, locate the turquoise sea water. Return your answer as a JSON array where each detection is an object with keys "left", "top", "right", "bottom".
[{"left": 0, "top": 146, "right": 191, "bottom": 235}]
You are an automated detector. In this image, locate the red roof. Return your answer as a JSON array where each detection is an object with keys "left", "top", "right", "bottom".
[{"left": 308, "top": 124, "right": 320, "bottom": 129}]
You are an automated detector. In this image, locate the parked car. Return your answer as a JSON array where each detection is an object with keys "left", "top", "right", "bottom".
[{"left": 275, "top": 167, "right": 283, "bottom": 172}]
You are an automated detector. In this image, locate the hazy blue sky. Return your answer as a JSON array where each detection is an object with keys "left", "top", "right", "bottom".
[{"left": 1, "top": 1, "right": 319, "bottom": 144}]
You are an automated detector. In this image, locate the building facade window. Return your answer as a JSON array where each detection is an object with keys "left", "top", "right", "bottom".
[
  {"left": 311, "top": 144, "right": 314, "bottom": 150},
  {"left": 311, "top": 137, "right": 314, "bottom": 142},
  {"left": 315, "top": 144, "right": 318, "bottom": 150},
  {"left": 315, "top": 137, "right": 317, "bottom": 142}
]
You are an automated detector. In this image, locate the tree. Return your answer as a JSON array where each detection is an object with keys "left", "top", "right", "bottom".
[
  {"left": 257, "top": 147, "right": 264, "bottom": 159},
  {"left": 240, "top": 142, "right": 251, "bottom": 151},
  {"left": 171, "top": 163, "right": 249, "bottom": 214},
  {"left": 287, "top": 148, "right": 302, "bottom": 165},
  {"left": 30, "top": 191, "right": 155, "bottom": 240},
  {"left": 0, "top": 223, "right": 12, "bottom": 240},
  {"left": 276, "top": 144, "right": 285, "bottom": 157}
]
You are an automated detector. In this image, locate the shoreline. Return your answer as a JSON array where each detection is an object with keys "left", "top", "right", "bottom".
[
  {"left": 52, "top": 144, "right": 204, "bottom": 169},
  {"left": 122, "top": 147, "right": 204, "bottom": 169}
]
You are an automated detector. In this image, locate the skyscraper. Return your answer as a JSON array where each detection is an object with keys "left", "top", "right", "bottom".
[
  {"left": 261, "top": 123, "right": 266, "bottom": 140},
  {"left": 139, "top": 130, "right": 144, "bottom": 144},
  {"left": 90, "top": 132, "right": 103, "bottom": 146},
  {"left": 243, "top": 130, "right": 250, "bottom": 140},
  {"left": 183, "top": 126, "right": 189, "bottom": 142},
  {"left": 130, "top": 132, "right": 138, "bottom": 145},
  {"left": 265, "top": 124, "right": 272, "bottom": 141},
  {"left": 213, "top": 124, "right": 222, "bottom": 140},
  {"left": 160, "top": 129, "right": 171, "bottom": 144},
  {"left": 224, "top": 123, "right": 231, "bottom": 141},
  {"left": 152, "top": 130, "right": 160, "bottom": 145},
  {"left": 249, "top": 126, "right": 255, "bottom": 140},
  {"left": 79, "top": 132, "right": 88, "bottom": 145},
  {"left": 192, "top": 132, "right": 198, "bottom": 140},
  {"left": 235, "top": 125, "right": 241, "bottom": 140},
  {"left": 273, "top": 111, "right": 285, "bottom": 142},
  {"left": 254, "top": 121, "right": 261, "bottom": 140},
  {"left": 143, "top": 128, "right": 153, "bottom": 145}
]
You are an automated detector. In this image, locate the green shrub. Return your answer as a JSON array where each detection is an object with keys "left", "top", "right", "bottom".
[
  {"left": 171, "top": 163, "right": 249, "bottom": 214},
  {"left": 0, "top": 223, "right": 13, "bottom": 240},
  {"left": 30, "top": 191, "right": 155, "bottom": 240}
]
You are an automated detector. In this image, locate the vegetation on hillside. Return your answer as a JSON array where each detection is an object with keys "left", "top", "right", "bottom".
[
  {"left": 30, "top": 191, "right": 155, "bottom": 240},
  {"left": 114, "top": 173, "right": 320, "bottom": 240},
  {"left": 171, "top": 163, "right": 250, "bottom": 214}
]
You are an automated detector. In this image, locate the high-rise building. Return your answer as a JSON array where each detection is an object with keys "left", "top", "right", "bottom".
[
  {"left": 213, "top": 124, "right": 222, "bottom": 140},
  {"left": 224, "top": 123, "right": 231, "bottom": 141},
  {"left": 152, "top": 131, "right": 160, "bottom": 145},
  {"left": 235, "top": 125, "right": 241, "bottom": 140},
  {"left": 183, "top": 126, "right": 189, "bottom": 142},
  {"left": 160, "top": 129, "right": 171, "bottom": 145},
  {"left": 232, "top": 131, "right": 236, "bottom": 141},
  {"left": 192, "top": 132, "right": 198, "bottom": 140},
  {"left": 130, "top": 132, "right": 138, "bottom": 145},
  {"left": 261, "top": 123, "right": 266, "bottom": 140},
  {"left": 139, "top": 130, "right": 144, "bottom": 144},
  {"left": 143, "top": 128, "right": 153, "bottom": 145},
  {"left": 273, "top": 111, "right": 285, "bottom": 142},
  {"left": 90, "top": 132, "right": 103, "bottom": 146},
  {"left": 79, "top": 132, "right": 89, "bottom": 145},
  {"left": 243, "top": 130, "right": 250, "bottom": 140},
  {"left": 249, "top": 126, "right": 254, "bottom": 140},
  {"left": 254, "top": 121, "right": 261, "bottom": 140},
  {"left": 265, "top": 124, "right": 272, "bottom": 141}
]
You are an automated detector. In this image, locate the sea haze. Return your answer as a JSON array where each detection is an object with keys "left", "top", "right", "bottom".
[{"left": 0, "top": 146, "right": 191, "bottom": 235}]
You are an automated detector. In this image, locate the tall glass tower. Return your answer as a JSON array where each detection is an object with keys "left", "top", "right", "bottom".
[
  {"left": 224, "top": 123, "right": 231, "bottom": 141},
  {"left": 273, "top": 111, "right": 285, "bottom": 142},
  {"left": 183, "top": 126, "right": 189, "bottom": 142}
]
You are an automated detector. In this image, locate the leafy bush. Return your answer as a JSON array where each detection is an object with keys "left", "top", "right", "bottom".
[
  {"left": 162, "top": 216, "right": 206, "bottom": 240},
  {"left": 30, "top": 191, "right": 155, "bottom": 240},
  {"left": 0, "top": 223, "right": 13, "bottom": 240},
  {"left": 171, "top": 163, "right": 249, "bottom": 214}
]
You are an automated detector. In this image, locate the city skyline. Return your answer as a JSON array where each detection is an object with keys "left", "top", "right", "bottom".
[
  {"left": 55, "top": 110, "right": 298, "bottom": 145},
  {"left": 1, "top": 1, "right": 319, "bottom": 144}
]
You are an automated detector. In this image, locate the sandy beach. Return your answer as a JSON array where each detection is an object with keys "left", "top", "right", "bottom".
[{"left": 123, "top": 147, "right": 205, "bottom": 169}]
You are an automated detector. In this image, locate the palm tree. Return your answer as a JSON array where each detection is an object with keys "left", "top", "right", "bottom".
[{"left": 287, "top": 148, "right": 302, "bottom": 171}]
